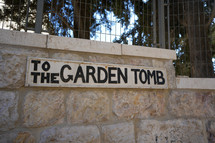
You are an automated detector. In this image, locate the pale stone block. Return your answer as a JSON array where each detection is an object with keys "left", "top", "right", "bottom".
[
  {"left": 137, "top": 119, "right": 206, "bottom": 143},
  {"left": 0, "top": 91, "right": 18, "bottom": 131},
  {"left": 47, "top": 35, "right": 121, "bottom": 55},
  {"left": 112, "top": 90, "right": 166, "bottom": 119},
  {"left": 0, "top": 45, "right": 48, "bottom": 88},
  {"left": 0, "top": 29, "right": 46, "bottom": 48},
  {"left": 89, "top": 54, "right": 152, "bottom": 66},
  {"left": 39, "top": 125, "right": 100, "bottom": 143},
  {"left": 101, "top": 122, "right": 135, "bottom": 143},
  {"left": 169, "top": 90, "right": 215, "bottom": 118},
  {"left": 0, "top": 132, "right": 35, "bottom": 143},
  {"left": 0, "top": 55, "right": 25, "bottom": 88},
  {"left": 50, "top": 52, "right": 84, "bottom": 61},
  {"left": 122, "top": 44, "right": 177, "bottom": 60},
  {"left": 23, "top": 90, "right": 65, "bottom": 127},
  {"left": 153, "top": 60, "right": 176, "bottom": 89},
  {"left": 176, "top": 77, "right": 215, "bottom": 90},
  {"left": 67, "top": 90, "right": 110, "bottom": 123}
]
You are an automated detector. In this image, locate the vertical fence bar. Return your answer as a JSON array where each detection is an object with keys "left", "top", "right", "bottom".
[
  {"left": 167, "top": 0, "right": 170, "bottom": 49},
  {"left": 35, "top": 0, "right": 44, "bottom": 33},
  {"left": 153, "top": 0, "right": 157, "bottom": 47},
  {"left": 25, "top": 0, "right": 30, "bottom": 32},
  {"left": 158, "top": 0, "right": 165, "bottom": 48}
]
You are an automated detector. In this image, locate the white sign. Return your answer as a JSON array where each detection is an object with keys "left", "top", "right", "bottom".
[{"left": 25, "top": 57, "right": 168, "bottom": 89}]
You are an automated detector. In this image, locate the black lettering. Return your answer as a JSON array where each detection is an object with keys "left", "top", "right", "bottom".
[
  {"left": 31, "top": 60, "right": 41, "bottom": 71},
  {"left": 51, "top": 73, "right": 59, "bottom": 84},
  {"left": 86, "top": 66, "right": 97, "bottom": 83},
  {"left": 31, "top": 72, "right": 40, "bottom": 83},
  {"left": 74, "top": 66, "right": 85, "bottom": 83},
  {"left": 139, "top": 69, "right": 148, "bottom": 84},
  {"left": 147, "top": 70, "right": 157, "bottom": 84},
  {"left": 156, "top": 71, "right": 165, "bottom": 85},
  {"left": 117, "top": 68, "right": 128, "bottom": 83},
  {"left": 42, "top": 61, "right": 50, "bottom": 71},
  {"left": 60, "top": 65, "right": 73, "bottom": 82},
  {"left": 108, "top": 67, "right": 117, "bottom": 84},
  {"left": 131, "top": 69, "right": 140, "bottom": 84},
  {"left": 41, "top": 72, "right": 50, "bottom": 83},
  {"left": 98, "top": 67, "right": 108, "bottom": 83}
]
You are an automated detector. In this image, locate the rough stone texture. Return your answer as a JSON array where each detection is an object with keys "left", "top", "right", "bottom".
[
  {"left": 137, "top": 119, "right": 206, "bottom": 143},
  {"left": 122, "top": 44, "right": 176, "bottom": 60},
  {"left": 89, "top": 54, "right": 152, "bottom": 67},
  {"left": 39, "top": 125, "right": 100, "bottom": 143},
  {"left": 67, "top": 90, "right": 110, "bottom": 123},
  {"left": 50, "top": 51, "right": 84, "bottom": 61},
  {"left": 0, "top": 45, "right": 48, "bottom": 88},
  {"left": 112, "top": 90, "right": 166, "bottom": 119},
  {"left": 207, "top": 121, "right": 215, "bottom": 143},
  {"left": 24, "top": 90, "right": 65, "bottom": 127},
  {"left": 0, "top": 29, "right": 47, "bottom": 48},
  {"left": 101, "top": 122, "right": 135, "bottom": 143},
  {"left": 48, "top": 35, "right": 121, "bottom": 55},
  {"left": 169, "top": 90, "right": 215, "bottom": 118},
  {"left": 0, "top": 132, "right": 17, "bottom": 143},
  {"left": 14, "top": 132, "right": 35, "bottom": 143},
  {"left": 152, "top": 59, "right": 176, "bottom": 89},
  {"left": 0, "top": 91, "right": 18, "bottom": 131},
  {"left": 0, "top": 131, "right": 35, "bottom": 143},
  {"left": 176, "top": 77, "right": 215, "bottom": 90}
]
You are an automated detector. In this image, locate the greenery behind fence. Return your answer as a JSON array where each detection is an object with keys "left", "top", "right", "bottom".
[{"left": 0, "top": 0, "right": 215, "bottom": 77}]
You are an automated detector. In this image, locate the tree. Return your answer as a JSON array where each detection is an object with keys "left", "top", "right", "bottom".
[
  {"left": 180, "top": 0, "right": 215, "bottom": 77},
  {"left": 1, "top": 0, "right": 214, "bottom": 77},
  {"left": 168, "top": 0, "right": 215, "bottom": 77}
]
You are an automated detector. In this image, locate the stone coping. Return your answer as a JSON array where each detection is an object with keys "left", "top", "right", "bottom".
[
  {"left": 176, "top": 77, "right": 215, "bottom": 90},
  {"left": 0, "top": 29, "right": 176, "bottom": 60}
]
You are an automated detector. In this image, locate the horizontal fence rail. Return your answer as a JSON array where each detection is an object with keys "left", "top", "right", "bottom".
[{"left": 0, "top": 0, "right": 214, "bottom": 77}]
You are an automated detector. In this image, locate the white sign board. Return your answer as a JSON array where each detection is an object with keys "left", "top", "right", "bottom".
[{"left": 25, "top": 57, "right": 168, "bottom": 89}]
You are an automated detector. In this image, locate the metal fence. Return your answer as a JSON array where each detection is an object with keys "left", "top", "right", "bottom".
[{"left": 0, "top": 0, "right": 215, "bottom": 77}]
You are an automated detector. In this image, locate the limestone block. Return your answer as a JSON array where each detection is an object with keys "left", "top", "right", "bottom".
[
  {"left": 122, "top": 44, "right": 176, "bottom": 60},
  {"left": 0, "top": 131, "right": 35, "bottom": 143},
  {"left": 137, "top": 119, "right": 206, "bottom": 143},
  {"left": 101, "top": 122, "right": 135, "bottom": 143},
  {"left": 0, "top": 91, "right": 18, "bottom": 131},
  {"left": 67, "top": 90, "right": 110, "bottom": 123},
  {"left": 14, "top": 132, "right": 35, "bottom": 143},
  {"left": 0, "top": 29, "right": 46, "bottom": 48},
  {"left": 0, "top": 55, "right": 26, "bottom": 88},
  {"left": 122, "top": 57, "right": 152, "bottom": 67},
  {"left": 23, "top": 90, "right": 65, "bottom": 127},
  {"left": 39, "top": 125, "right": 100, "bottom": 143},
  {"left": 169, "top": 90, "right": 215, "bottom": 118},
  {"left": 50, "top": 52, "right": 84, "bottom": 61},
  {"left": 0, "top": 132, "right": 17, "bottom": 143},
  {"left": 88, "top": 54, "right": 152, "bottom": 67},
  {"left": 112, "top": 90, "right": 166, "bottom": 119},
  {"left": 176, "top": 77, "right": 215, "bottom": 90},
  {"left": 0, "top": 45, "right": 48, "bottom": 88},
  {"left": 88, "top": 54, "right": 124, "bottom": 65},
  {"left": 207, "top": 121, "right": 215, "bottom": 143},
  {"left": 48, "top": 35, "right": 121, "bottom": 55},
  {"left": 152, "top": 59, "right": 176, "bottom": 89}
]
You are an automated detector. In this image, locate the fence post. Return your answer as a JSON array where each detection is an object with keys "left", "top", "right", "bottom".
[
  {"left": 158, "top": 0, "right": 165, "bottom": 48},
  {"left": 35, "top": 0, "right": 44, "bottom": 33}
]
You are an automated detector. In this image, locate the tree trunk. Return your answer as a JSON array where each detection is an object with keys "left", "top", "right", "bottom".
[
  {"left": 184, "top": 0, "right": 214, "bottom": 77},
  {"left": 72, "top": 0, "right": 91, "bottom": 39}
]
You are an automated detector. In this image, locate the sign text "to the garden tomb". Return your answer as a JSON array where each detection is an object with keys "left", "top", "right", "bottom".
[{"left": 25, "top": 57, "right": 167, "bottom": 89}]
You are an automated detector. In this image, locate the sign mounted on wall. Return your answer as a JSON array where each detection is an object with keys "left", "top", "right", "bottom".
[{"left": 25, "top": 57, "right": 168, "bottom": 89}]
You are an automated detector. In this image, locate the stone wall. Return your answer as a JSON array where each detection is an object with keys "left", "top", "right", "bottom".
[{"left": 0, "top": 29, "right": 215, "bottom": 143}]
